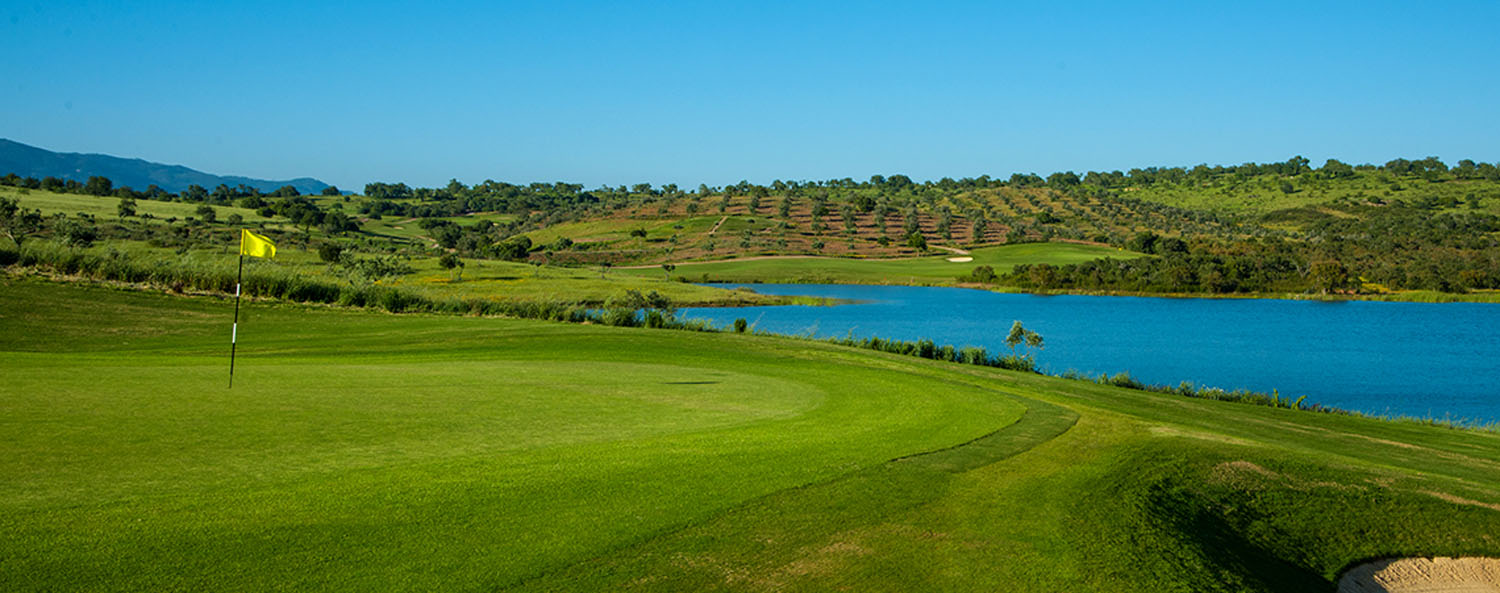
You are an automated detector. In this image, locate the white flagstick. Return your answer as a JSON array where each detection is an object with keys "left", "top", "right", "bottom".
[{"left": 230, "top": 247, "right": 243, "bottom": 388}]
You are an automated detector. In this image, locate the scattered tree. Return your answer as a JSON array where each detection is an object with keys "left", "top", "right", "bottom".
[
  {"left": 1308, "top": 260, "right": 1353, "bottom": 294},
  {"left": 0, "top": 197, "right": 43, "bottom": 247},
  {"left": 491, "top": 235, "right": 532, "bottom": 261},
  {"left": 438, "top": 252, "right": 464, "bottom": 281},
  {"left": 84, "top": 176, "right": 113, "bottom": 196},
  {"left": 59, "top": 219, "right": 97, "bottom": 249},
  {"left": 318, "top": 243, "right": 344, "bottom": 263}
]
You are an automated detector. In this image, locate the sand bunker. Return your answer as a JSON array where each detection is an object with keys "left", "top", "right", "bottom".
[
  {"left": 946, "top": 256, "right": 973, "bottom": 263},
  {"left": 1339, "top": 557, "right": 1500, "bottom": 592}
]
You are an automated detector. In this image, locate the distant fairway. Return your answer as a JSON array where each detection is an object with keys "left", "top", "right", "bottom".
[
  {"left": 618, "top": 242, "right": 1139, "bottom": 285},
  {"left": 2, "top": 278, "right": 1497, "bottom": 592}
]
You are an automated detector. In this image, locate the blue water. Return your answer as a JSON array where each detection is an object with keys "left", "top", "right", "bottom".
[{"left": 680, "top": 284, "right": 1500, "bottom": 423}]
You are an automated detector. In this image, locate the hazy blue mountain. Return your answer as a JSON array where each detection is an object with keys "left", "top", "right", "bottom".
[{"left": 0, "top": 138, "right": 331, "bottom": 195}]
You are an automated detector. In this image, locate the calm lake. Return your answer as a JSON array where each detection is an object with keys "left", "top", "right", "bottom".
[{"left": 680, "top": 284, "right": 1500, "bottom": 423}]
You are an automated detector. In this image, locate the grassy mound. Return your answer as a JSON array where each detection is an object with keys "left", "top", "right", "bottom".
[{"left": 2, "top": 278, "right": 1497, "bottom": 592}]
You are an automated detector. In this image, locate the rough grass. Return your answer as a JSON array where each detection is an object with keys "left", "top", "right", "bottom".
[
  {"left": 520, "top": 215, "right": 723, "bottom": 246},
  {"left": 2, "top": 278, "right": 1497, "bottom": 592},
  {"left": 394, "top": 254, "right": 791, "bottom": 305},
  {"left": 359, "top": 210, "right": 518, "bottom": 242},
  {"left": 8, "top": 239, "right": 802, "bottom": 307},
  {"left": 1, "top": 186, "right": 272, "bottom": 222}
]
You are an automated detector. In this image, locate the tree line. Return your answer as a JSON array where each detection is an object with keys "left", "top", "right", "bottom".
[{"left": 0, "top": 173, "right": 341, "bottom": 203}]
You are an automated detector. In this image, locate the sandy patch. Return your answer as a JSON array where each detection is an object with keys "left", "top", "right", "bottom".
[
  {"left": 1214, "top": 460, "right": 1279, "bottom": 479},
  {"left": 1148, "top": 425, "right": 1253, "bottom": 446},
  {"left": 1207, "top": 460, "right": 1361, "bottom": 492},
  {"left": 1339, "top": 557, "right": 1500, "bottom": 592},
  {"left": 947, "top": 256, "right": 974, "bottom": 263}
]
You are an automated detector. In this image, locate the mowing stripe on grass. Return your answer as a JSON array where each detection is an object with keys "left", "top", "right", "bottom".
[{"left": 507, "top": 383, "right": 1078, "bottom": 590}]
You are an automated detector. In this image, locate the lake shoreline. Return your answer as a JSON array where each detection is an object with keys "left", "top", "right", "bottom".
[
  {"left": 700, "top": 279, "right": 1500, "bottom": 305},
  {"left": 681, "top": 283, "right": 1500, "bottom": 424}
]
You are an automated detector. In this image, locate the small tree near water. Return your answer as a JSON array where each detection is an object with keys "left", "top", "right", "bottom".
[
  {"left": 1004, "top": 321, "right": 1044, "bottom": 369},
  {"left": 965, "top": 265, "right": 997, "bottom": 283}
]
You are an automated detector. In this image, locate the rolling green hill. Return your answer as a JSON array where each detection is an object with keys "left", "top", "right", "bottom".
[
  {"left": 0, "top": 186, "right": 1146, "bottom": 306},
  {"left": 3, "top": 278, "right": 1496, "bottom": 592},
  {"left": 5, "top": 154, "right": 1500, "bottom": 302}
]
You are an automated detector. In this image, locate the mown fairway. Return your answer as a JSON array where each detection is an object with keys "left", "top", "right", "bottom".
[
  {"left": 617, "top": 242, "right": 1138, "bottom": 285},
  {"left": 2, "top": 278, "right": 1498, "bottom": 592}
]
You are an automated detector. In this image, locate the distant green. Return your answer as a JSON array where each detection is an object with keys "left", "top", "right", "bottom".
[{"left": 616, "top": 242, "right": 1140, "bottom": 285}]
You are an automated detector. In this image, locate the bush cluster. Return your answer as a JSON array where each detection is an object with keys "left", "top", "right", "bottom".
[
  {"left": 820, "top": 334, "right": 1039, "bottom": 372},
  {"left": 2, "top": 242, "right": 586, "bottom": 320}
]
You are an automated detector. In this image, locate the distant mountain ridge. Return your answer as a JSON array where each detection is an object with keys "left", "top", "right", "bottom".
[{"left": 0, "top": 138, "right": 331, "bottom": 195}]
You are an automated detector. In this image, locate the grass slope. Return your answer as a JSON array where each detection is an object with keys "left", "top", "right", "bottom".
[
  {"left": 2, "top": 186, "right": 272, "bottom": 223},
  {"left": 1120, "top": 173, "right": 1500, "bottom": 216},
  {"left": 2, "top": 279, "right": 1497, "bottom": 592}
]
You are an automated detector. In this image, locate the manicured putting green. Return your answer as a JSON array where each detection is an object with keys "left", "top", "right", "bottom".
[{"left": 0, "top": 279, "right": 1024, "bottom": 591}]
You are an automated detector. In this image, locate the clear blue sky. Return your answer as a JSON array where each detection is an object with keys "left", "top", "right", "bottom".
[{"left": 4, "top": 1, "right": 1498, "bottom": 190}]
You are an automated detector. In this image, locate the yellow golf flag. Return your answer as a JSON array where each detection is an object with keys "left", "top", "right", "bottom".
[{"left": 240, "top": 229, "right": 276, "bottom": 258}]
